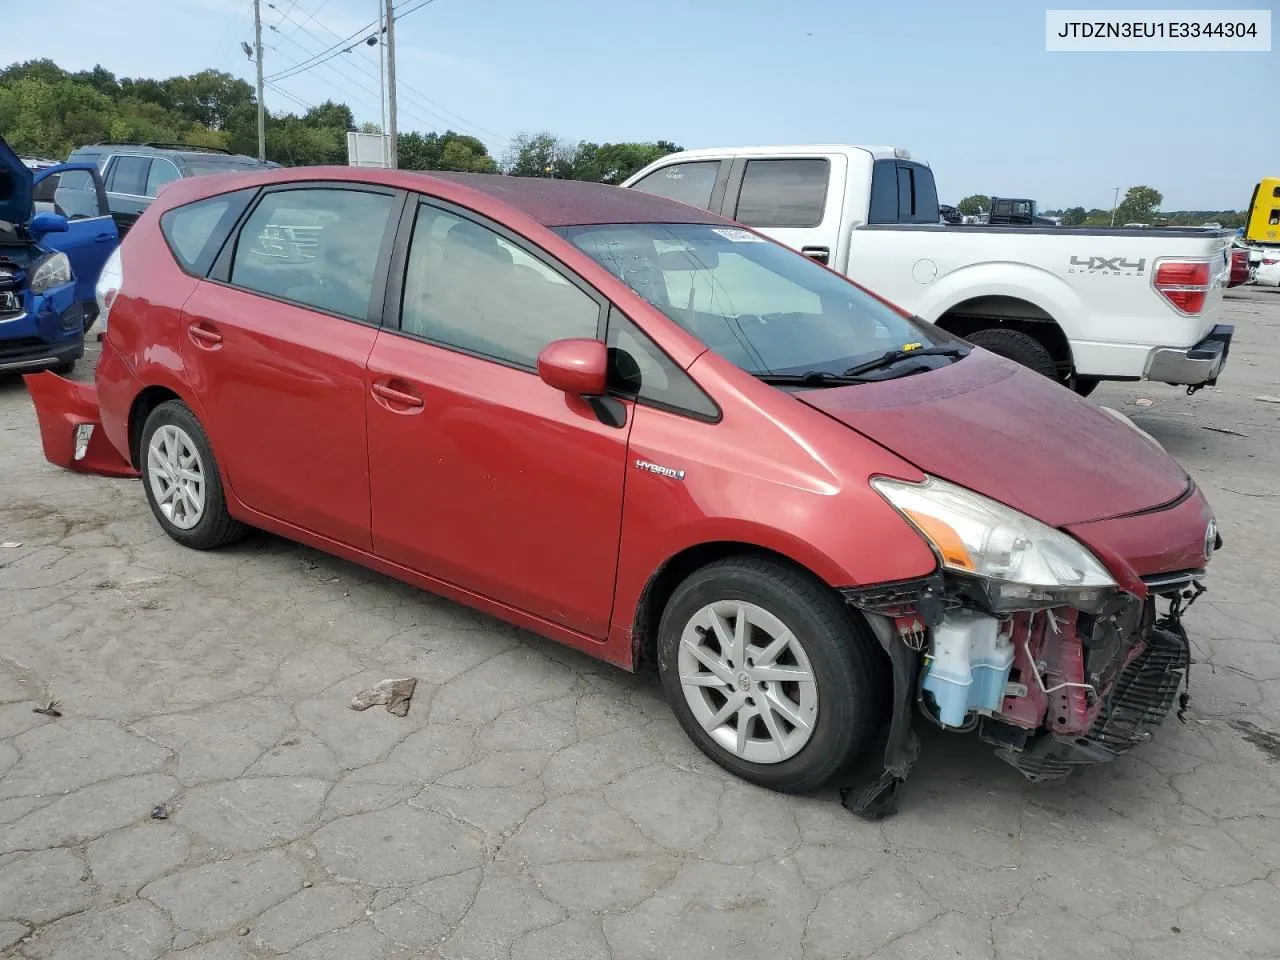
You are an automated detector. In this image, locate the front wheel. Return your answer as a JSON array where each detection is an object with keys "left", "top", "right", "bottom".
[
  {"left": 657, "top": 556, "right": 884, "bottom": 793},
  {"left": 140, "top": 400, "right": 247, "bottom": 550}
]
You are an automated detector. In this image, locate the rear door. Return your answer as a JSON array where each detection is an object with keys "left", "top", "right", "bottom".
[
  {"left": 180, "top": 182, "right": 402, "bottom": 549},
  {"left": 102, "top": 154, "right": 154, "bottom": 234},
  {"left": 722, "top": 155, "right": 846, "bottom": 266},
  {"left": 35, "top": 163, "right": 118, "bottom": 310}
]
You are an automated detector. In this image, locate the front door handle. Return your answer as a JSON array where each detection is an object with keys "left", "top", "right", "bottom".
[
  {"left": 95, "top": 233, "right": 114, "bottom": 243},
  {"left": 188, "top": 323, "right": 223, "bottom": 348},
  {"left": 802, "top": 246, "right": 830, "bottom": 265},
  {"left": 372, "top": 381, "right": 424, "bottom": 409}
]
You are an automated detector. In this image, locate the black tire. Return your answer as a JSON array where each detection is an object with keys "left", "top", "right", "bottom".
[
  {"left": 1072, "top": 377, "right": 1100, "bottom": 397},
  {"left": 966, "top": 328, "right": 1057, "bottom": 379},
  {"left": 139, "top": 400, "right": 247, "bottom": 550},
  {"left": 657, "top": 555, "right": 884, "bottom": 793}
]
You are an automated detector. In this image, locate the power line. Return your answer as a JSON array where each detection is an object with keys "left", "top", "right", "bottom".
[
  {"left": 264, "top": 17, "right": 379, "bottom": 81},
  {"left": 266, "top": 0, "right": 509, "bottom": 145},
  {"left": 265, "top": 80, "right": 314, "bottom": 111}
]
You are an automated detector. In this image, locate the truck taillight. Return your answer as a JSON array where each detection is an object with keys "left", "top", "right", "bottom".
[
  {"left": 1263, "top": 258, "right": 1279, "bottom": 266},
  {"left": 1153, "top": 259, "right": 1211, "bottom": 315},
  {"left": 95, "top": 248, "right": 123, "bottom": 326}
]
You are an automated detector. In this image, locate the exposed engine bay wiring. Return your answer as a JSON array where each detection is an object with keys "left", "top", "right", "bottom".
[{"left": 1024, "top": 609, "right": 1098, "bottom": 699}]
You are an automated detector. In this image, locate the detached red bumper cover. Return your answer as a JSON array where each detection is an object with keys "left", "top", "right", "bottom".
[{"left": 23, "top": 371, "right": 138, "bottom": 478}]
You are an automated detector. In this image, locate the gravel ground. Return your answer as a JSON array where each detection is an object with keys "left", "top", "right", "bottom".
[{"left": 1, "top": 288, "right": 1278, "bottom": 960}]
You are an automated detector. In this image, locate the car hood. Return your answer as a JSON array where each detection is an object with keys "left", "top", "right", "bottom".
[
  {"left": 797, "top": 349, "right": 1190, "bottom": 527},
  {"left": 0, "top": 138, "right": 33, "bottom": 228}
]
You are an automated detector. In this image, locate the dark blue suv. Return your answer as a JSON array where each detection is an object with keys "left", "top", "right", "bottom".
[{"left": 1, "top": 139, "right": 119, "bottom": 374}]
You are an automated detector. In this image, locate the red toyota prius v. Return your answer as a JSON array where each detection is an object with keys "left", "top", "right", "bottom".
[{"left": 26, "top": 166, "right": 1220, "bottom": 816}]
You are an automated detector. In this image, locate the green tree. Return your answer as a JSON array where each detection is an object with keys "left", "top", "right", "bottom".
[
  {"left": 303, "top": 100, "right": 356, "bottom": 133},
  {"left": 1113, "top": 185, "right": 1162, "bottom": 225},
  {"left": 566, "top": 140, "right": 680, "bottom": 184},
  {"left": 502, "top": 131, "right": 573, "bottom": 177},
  {"left": 1060, "top": 206, "right": 1087, "bottom": 226},
  {"left": 956, "top": 194, "right": 990, "bottom": 216}
]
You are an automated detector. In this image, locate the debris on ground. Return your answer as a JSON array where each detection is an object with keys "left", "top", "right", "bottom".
[
  {"left": 350, "top": 677, "right": 418, "bottom": 717},
  {"left": 32, "top": 700, "right": 62, "bottom": 718},
  {"left": 151, "top": 804, "right": 168, "bottom": 820},
  {"left": 1255, "top": 395, "right": 1280, "bottom": 404},
  {"left": 0, "top": 541, "right": 21, "bottom": 548},
  {"left": 1134, "top": 398, "right": 1154, "bottom": 407},
  {"left": 1203, "top": 426, "right": 1249, "bottom": 437}
]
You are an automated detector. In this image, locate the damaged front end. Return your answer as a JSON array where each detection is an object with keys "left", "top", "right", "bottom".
[
  {"left": 23, "top": 370, "right": 138, "bottom": 478},
  {"left": 836, "top": 475, "right": 1215, "bottom": 819}
]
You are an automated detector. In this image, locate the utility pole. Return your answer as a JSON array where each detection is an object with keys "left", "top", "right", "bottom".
[
  {"left": 253, "top": 0, "right": 265, "bottom": 162},
  {"left": 376, "top": 0, "right": 387, "bottom": 166},
  {"left": 385, "top": 0, "right": 398, "bottom": 169},
  {"left": 1110, "top": 186, "right": 1121, "bottom": 227}
]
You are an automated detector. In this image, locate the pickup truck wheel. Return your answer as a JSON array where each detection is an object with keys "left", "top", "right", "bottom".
[
  {"left": 656, "top": 556, "right": 882, "bottom": 793},
  {"left": 140, "top": 401, "right": 247, "bottom": 550},
  {"left": 966, "top": 328, "right": 1057, "bottom": 379}
]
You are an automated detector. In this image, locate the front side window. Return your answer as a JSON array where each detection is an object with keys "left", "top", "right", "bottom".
[
  {"left": 107, "top": 156, "right": 150, "bottom": 196},
  {"left": 734, "top": 159, "right": 829, "bottom": 228},
  {"left": 630, "top": 162, "right": 720, "bottom": 209},
  {"left": 230, "top": 188, "right": 394, "bottom": 321},
  {"left": 559, "top": 222, "right": 957, "bottom": 379},
  {"left": 52, "top": 170, "right": 104, "bottom": 219},
  {"left": 399, "top": 204, "right": 599, "bottom": 368}
]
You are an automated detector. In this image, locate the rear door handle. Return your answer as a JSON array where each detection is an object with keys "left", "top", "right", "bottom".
[
  {"left": 372, "top": 381, "right": 424, "bottom": 409},
  {"left": 95, "top": 233, "right": 114, "bottom": 243},
  {"left": 802, "top": 246, "right": 830, "bottom": 265},
  {"left": 188, "top": 324, "right": 223, "bottom": 347}
]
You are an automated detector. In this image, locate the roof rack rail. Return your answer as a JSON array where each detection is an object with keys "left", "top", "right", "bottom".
[{"left": 86, "top": 141, "right": 234, "bottom": 155}]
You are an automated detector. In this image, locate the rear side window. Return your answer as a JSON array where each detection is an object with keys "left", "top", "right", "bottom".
[
  {"left": 230, "top": 187, "right": 395, "bottom": 321},
  {"left": 146, "top": 159, "right": 182, "bottom": 198},
  {"left": 107, "top": 156, "right": 151, "bottom": 196},
  {"left": 734, "top": 158, "right": 829, "bottom": 228},
  {"left": 630, "top": 161, "right": 720, "bottom": 209},
  {"left": 868, "top": 160, "right": 938, "bottom": 224},
  {"left": 160, "top": 188, "right": 256, "bottom": 276}
]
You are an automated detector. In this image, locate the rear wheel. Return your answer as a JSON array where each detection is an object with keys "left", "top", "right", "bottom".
[
  {"left": 965, "top": 328, "right": 1057, "bottom": 379},
  {"left": 140, "top": 400, "right": 247, "bottom": 550},
  {"left": 656, "top": 556, "right": 883, "bottom": 793}
]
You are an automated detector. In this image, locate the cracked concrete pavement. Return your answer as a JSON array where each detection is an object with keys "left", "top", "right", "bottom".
[{"left": 1, "top": 289, "right": 1278, "bottom": 959}]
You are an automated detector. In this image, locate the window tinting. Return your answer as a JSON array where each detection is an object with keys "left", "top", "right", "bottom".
[
  {"left": 400, "top": 204, "right": 600, "bottom": 367},
  {"left": 734, "top": 159, "right": 829, "bottom": 228},
  {"left": 606, "top": 308, "right": 718, "bottom": 419},
  {"left": 868, "top": 160, "right": 899, "bottom": 223},
  {"left": 630, "top": 161, "right": 719, "bottom": 209},
  {"left": 161, "top": 189, "right": 255, "bottom": 276},
  {"left": 231, "top": 188, "right": 393, "bottom": 321},
  {"left": 52, "top": 170, "right": 103, "bottom": 219},
  {"left": 107, "top": 156, "right": 150, "bottom": 196},
  {"left": 145, "top": 159, "right": 182, "bottom": 198}
]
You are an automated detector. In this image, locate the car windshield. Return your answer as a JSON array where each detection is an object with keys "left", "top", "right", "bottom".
[
  {"left": 555, "top": 222, "right": 958, "bottom": 379},
  {"left": 183, "top": 159, "right": 269, "bottom": 177}
]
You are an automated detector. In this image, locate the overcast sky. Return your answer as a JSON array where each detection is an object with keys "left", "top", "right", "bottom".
[{"left": 3, "top": 0, "right": 1274, "bottom": 210}]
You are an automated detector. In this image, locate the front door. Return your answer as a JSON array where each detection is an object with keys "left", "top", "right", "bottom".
[
  {"left": 365, "top": 200, "right": 631, "bottom": 637},
  {"left": 179, "top": 183, "right": 401, "bottom": 549},
  {"left": 35, "top": 164, "right": 118, "bottom": 311}
]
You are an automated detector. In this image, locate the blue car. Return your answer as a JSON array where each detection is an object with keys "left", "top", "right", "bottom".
[{"left": 1, "top": 138, "right": 119, "bottom": 375}]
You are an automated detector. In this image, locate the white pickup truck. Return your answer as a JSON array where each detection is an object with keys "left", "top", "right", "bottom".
[{"left": 621, "top": 145, "right": 1235, "bottom": 396}]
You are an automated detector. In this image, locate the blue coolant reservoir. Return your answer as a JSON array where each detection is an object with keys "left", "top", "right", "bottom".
[{"left": 922, "top": 610, "right": 1015, "bottom": 728}]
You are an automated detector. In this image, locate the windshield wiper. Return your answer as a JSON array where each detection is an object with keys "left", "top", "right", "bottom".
[
  {"left": 842, "top": 345, "right": 968, "bottom": 378},
  {"left": 752, "top": 371, "right": 868, "bottom": 387}
]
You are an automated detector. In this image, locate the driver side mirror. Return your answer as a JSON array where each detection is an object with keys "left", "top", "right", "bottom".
[
  {"left": 29, "top": 211, "right": 69, "bottom": 238},
  {"left": 537, "top": 338, "right": 608, "bottom": 397}
]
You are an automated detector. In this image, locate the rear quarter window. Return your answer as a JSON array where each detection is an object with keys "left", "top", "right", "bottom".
[{"left": 159, "top": 188, "right": 257, "bottom": 276}]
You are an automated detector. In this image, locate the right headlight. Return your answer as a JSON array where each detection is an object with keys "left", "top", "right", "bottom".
[
  {"left": 30, "top": 252, "right": 72, "bottom": 295},
  {"left": 872, "top": 475, "right": 1116, "bottom": 611}
]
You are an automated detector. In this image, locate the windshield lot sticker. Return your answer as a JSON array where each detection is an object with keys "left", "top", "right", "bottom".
[{"left": 712, "top": 228, "right": 766, "bottom": 243}]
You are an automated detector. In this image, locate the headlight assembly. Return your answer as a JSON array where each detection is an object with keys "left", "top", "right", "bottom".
[
  {"left": 30, "top": 252, "right": 72, "bottom": 295},
  {"left": 872, "top": 475, "right": 1116, "bottom": 612}
]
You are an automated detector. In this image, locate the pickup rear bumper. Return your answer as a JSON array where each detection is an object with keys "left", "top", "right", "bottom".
[{"left": 1145, "top": 324, "right": 1233, "bottom": 387}]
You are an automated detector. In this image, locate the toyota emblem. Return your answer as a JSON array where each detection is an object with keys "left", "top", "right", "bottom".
[{"left": 1204, "top": 519, "right": 1218, "bottom": 561}]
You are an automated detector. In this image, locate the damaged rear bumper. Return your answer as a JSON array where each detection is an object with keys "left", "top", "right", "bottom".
[{"left": 22, "top": 370, "right": 138, "bottom": 478}]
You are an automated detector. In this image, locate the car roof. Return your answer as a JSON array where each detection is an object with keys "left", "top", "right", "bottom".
[
  {"left": 155, "top": 166, "right": 735, "bottom": 229},
  {"left": 69, "top": 143, "right": 265, "bottom": 164},
  {"left": 655, "top": 144, "right": 911, "bottom": 163}
]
